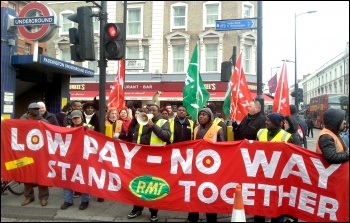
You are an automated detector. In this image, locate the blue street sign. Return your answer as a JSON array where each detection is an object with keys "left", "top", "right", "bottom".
[{"left": 215, "top": 18, "right": 257, "bottom": 31}]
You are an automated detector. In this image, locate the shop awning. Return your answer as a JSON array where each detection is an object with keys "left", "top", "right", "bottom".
[
  {"left": 250, "top": 93, "right": 274, "bottom": 103},
  {"left": 158, "top": 92, "right": 183, "bottom": 101},
  {"left": 70, "top": 91, "right": 157, "bottom": 101}
]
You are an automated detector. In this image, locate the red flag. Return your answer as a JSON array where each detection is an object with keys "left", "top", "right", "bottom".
[
  {"left": 268, "top": 73, "right": 278, "bottom": 94},
  {"left": 273, "top": 61, "right": 290, "bottom": 116},
  {"left": 228, "top": 52, "right": 253, "bottom": 121},
  {"left": 108, "top": 60, "right": 125, "bottom": 109}
]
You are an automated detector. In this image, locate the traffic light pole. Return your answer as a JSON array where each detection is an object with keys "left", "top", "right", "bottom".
[{"left": 98, "top": 1, "right": 107, "bottom": 135}]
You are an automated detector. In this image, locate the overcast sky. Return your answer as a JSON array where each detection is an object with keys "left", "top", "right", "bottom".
[{"left": 262, "top": 1, "right": 349, "bottom": 87}]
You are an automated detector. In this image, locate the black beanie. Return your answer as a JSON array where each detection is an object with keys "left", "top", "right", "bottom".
[{"left": 267, "top": 113, "right": 285, "bottom": 127}]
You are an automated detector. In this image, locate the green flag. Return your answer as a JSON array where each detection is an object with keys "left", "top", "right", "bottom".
[
  {"left": 223, "top": 76, "right": 233, "bottom": 119},
  {"left": 183, "top": 43, "right": 210, "bottom": 122}
]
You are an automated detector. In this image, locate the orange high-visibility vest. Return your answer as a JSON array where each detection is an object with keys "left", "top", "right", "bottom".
[
  {"left": 316, "top": 128, "right": 344, "bottom": 153},
  {"left": 194, "top": 124, "right": 222, "bottom": 142}
]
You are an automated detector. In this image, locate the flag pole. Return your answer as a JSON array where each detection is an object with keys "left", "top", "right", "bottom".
[
  {"left": 277, "top": 61, "right": 285, "bottom": 112},
  {"left": 196, "top": 41, "right": 200, "bottom": 119}
]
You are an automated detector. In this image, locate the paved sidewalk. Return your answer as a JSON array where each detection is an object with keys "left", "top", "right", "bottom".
[{"left": 1, "top": 187, "right": 239, "bottom": 222}]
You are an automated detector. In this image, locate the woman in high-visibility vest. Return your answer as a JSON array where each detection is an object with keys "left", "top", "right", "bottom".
[
  {"left": 186, "top": 107, "right": 225, "bottom": 223},
  {"left": 105, "top": 107, "right": 123, "bottom": 139}
]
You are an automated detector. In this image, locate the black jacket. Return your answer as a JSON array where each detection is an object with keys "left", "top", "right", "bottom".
[
  {"left": 317, "top": 109, "right": 349, "bottom": 164},
  {"left": 284, "top": 116, "right": 303, "bottom": 147},
  {"left": 42, "top": 111, "right": 59, "bottom": 126},
  {"left": 132, "top": 114, "right": 171, "bottom": 145},
  {"left": 170, "top": 116, "right": 194, "bottom": 143},
  {"left": 234, "top": 111, "right": 266, "bottom": 140}
]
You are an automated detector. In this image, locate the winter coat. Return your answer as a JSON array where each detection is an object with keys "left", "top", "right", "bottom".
[
  {"left": 132, "top": 114, "right": 171, "bottom": 145},
  {"left": 316, "top": 108, "right": 349, "bottom": 164},
  {"left": 284, "top": 116, "right": 303, "bottom": 147},
  {"left": 234, "top": 111, "right": 266, "bottom": 140}
]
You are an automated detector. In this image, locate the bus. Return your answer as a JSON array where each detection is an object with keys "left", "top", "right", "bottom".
[{"left": 307, "top": 94, "right": 348, "bottom": 129}]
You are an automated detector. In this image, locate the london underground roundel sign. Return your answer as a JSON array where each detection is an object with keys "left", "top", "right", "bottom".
[{"left": 16, "top": 2, "right": 58, "bottom": 42}]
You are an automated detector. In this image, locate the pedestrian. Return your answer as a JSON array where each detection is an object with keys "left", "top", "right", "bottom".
[
  {"left": 306, "top": 116, "right": 314, "bottom": 138},
  {"left": 290, "top": 105, "right": 307, "bottom": 148},
  {"left": 56, "top": 104, "right": 71, "bottom": 127},
  {"left": 165, "top": 104, "right": 175, "bottom": 119},
  {"left": 127, "top": 104, "right": 171, "bottom": 222},
  {"left": 106, "top": 107, "right": 123, "bottom": 139},
  {"left": 126, "top": 108, "right": 144, "bottom": 143},
  {"left": 160, "top": 108, "right": 170, "bottom": 120},
  {"left": 63, "top": 100, "right": 82, "bottom": 126},
  {"left": 117, "top": 106, "right": 131, "bottom": 141},
  {"left": 316, "top": 108, "right": 349, "bottom": 164},
  {"left": 20, "top": 102, "right": 50, "bottom": 207},
  {"left": 255, "top": 112, "right": 298, "bottom": 222},
  {"left": 168, "top": 105, "right": 194, "bottom": 144},
  {"left": 37, "top": 101, "right": 59, "bottom": 125},
  {"left": 206, "top": 102, "right": 227, "bottom": 140},
  {"left": 82, "top": 101, "right": 99, "bottom": 133},
  {"left": 61, "top": 110, "right": 93, "bottom": 210},
  {"left": 284, "top": 116, "right": 303, "bottom": 147},
  {"left": 185, "top": 107, "right": 226, "bottom": 222},
  {"left": 232, "top": 100, "right": 266, "bottom": 141},
  {"left": 126, "top": 100, "right": 136, "bottom": 119}
]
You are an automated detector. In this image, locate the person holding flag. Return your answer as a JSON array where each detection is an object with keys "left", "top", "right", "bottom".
[{"left": 183, "top": 43, "right": 210, "bottom": 122}]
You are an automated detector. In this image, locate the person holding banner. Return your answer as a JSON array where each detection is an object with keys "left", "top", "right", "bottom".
[
  {"left": 61, "top": 110, "right": 94, "bottom": 210},
  {"left": 127, "top": 104, "right": 171, "bottom": 222},
  {"left": 232, "top": 100, "right": 266, "bottom": 141},
  {"left": 255, "top": 112, "right": 299, "bottom": 222},
  {"left": 316, "top": 108, "right": 349, "bottom": 163},
  {"left": 185, "top": 107, "right": 226, "bottom": 222},
  {"left": 20, "top": 102, "right": 50, "bottom": 207}
]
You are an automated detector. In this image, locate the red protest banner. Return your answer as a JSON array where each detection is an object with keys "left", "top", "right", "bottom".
[{"left": 1, "top": 120, "right": 348, "bottom": 222}]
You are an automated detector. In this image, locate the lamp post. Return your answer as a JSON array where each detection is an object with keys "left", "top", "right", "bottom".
[
  {"left": 294, "top": 10, "right": 317, "bottom": 112},
  {"left": 271, "top": 66, "right": 281, "bottom": 76}
]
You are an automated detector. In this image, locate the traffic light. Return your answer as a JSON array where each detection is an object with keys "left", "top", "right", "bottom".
[
  {"left": 104, "top": 23, "right": 124, "bottom": 60},
  {"left": 68, "top": 6, "right": 95, "bottom": 61},
  {"left": 298, "top": 88, "right": 303, "bottom": 102}
]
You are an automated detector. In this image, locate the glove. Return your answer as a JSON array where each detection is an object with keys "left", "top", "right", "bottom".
[
  {"left": 113, "top": 133, "right": 120, "bottom": 139},
  {"left": 232, "top": 121, "right": 238, "bottom": 130}
]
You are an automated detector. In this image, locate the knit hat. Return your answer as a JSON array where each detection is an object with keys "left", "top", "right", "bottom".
[{"left": 267, "top": 113, "right": 285, "bottom": 127}]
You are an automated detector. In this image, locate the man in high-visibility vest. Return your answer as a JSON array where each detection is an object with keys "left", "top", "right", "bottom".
[
  {"left": 127, "top": 104, "right": 171, "bottom": 222},
  {"left": 255, "top": 112, "right": 297, "bottom": 222},
  {"left": 316, "top": 108, "right": 349, "bottom": 163},
  {"left": 168, "top": 105, "right": 194, "bottom": 144},
  {"left": 206, "top": 102, "right": 227, "bottom": 140},
  {"left": 186, "top": 107, "right": 225, "bottom": 222}
]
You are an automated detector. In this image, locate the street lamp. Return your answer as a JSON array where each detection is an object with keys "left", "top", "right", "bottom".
[
  {"left": 294, "top": 10, "right": 317, "bottom": 112},
  {"left": 271, "top": 66, "right": 281, "bottom": 76}
]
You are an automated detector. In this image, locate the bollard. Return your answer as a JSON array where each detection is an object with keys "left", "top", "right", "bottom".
[{"left": 227, "top": 126, "right": 234, "bottom": 141}]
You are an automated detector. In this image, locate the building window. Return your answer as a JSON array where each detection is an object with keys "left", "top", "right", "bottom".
[
  {"left": 205, "top": 44, "right": 218, "bottom": 72},
  {"left": 243, "top": 45, "right": 252, "bottom": 73},
  {"left": 9, "top": 2, "right": 16, "bottom": 11},
  {"left": 171, "top": 2, "right": 188, "bottom": 31},
  {"left": 203, "top": 2, "right": 220, "bottom": 27},
  {"left": 127, "top": 46, "right": 139, "bottom": 59},
  {"left": 92, "top": 8, "right": 100, "bottom": 32},
  {"left": 62, "top": 13, "right": 73, "bottom": 33},
  {"left": 38, "top": 47, "right": 44, "bottom": 54},
  {"left": 127, "top": 8, "right": 141, "bottom": 36},
  {"left": 242, "top": 2, "right": 254, "bottom": 18},
  {"left": 62, "top": 48, "right": 71, "bottom": 62},
  {"left": 25, "top": 43, "right": 31, "bottom": 55},
  {"left": 143, "top": 46, "right": 149, "bottom": 72},
  {"left": 173, "top": 45, "right": 185, "bottom": 72}
]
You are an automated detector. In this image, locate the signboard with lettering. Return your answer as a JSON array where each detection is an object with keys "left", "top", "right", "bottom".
[
  {"left": 125, "top": 59, "right": 146, "bottom": 70},
  {"left": 14, "top": 2, "right": 58, "bottom": 42}
]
